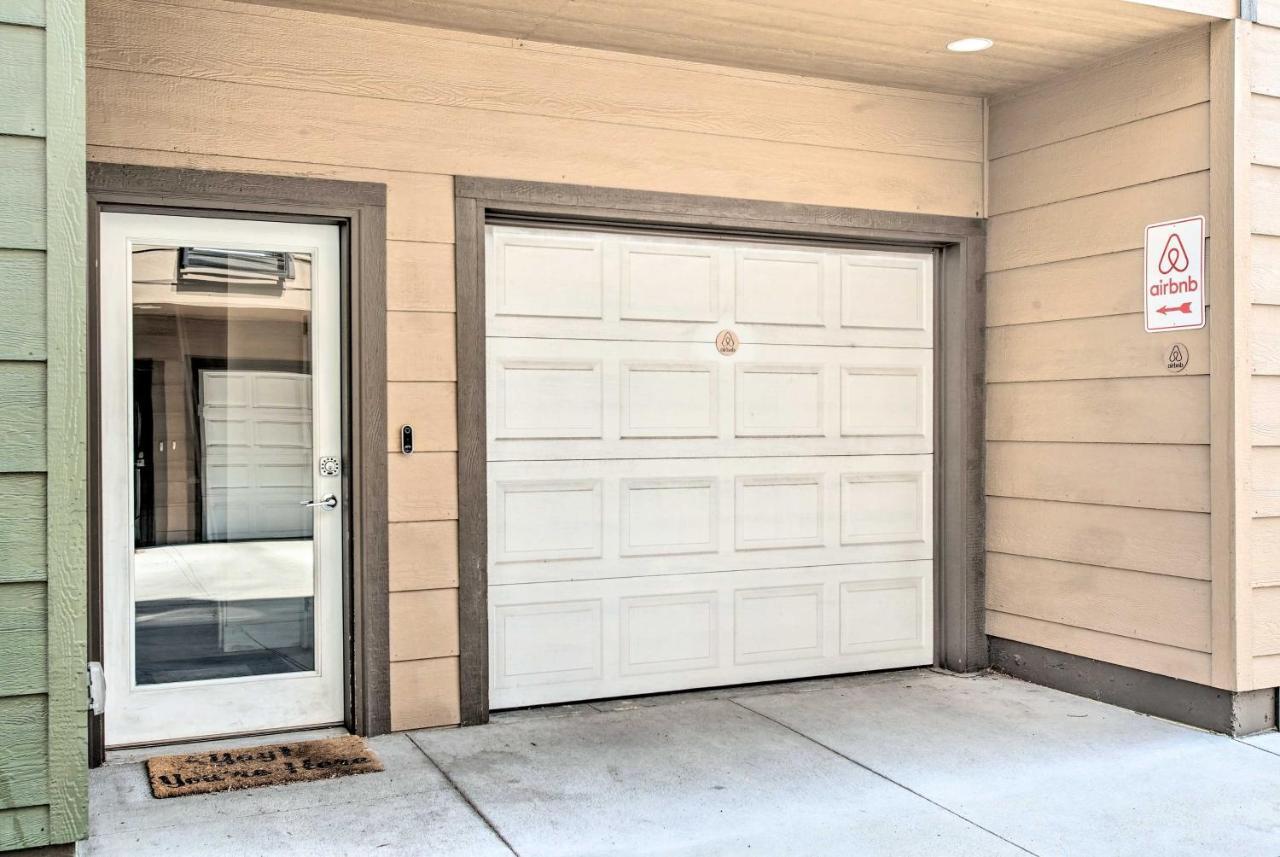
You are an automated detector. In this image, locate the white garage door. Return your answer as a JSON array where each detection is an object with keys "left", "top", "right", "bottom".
[{"left": 486, "top": 225, "right": 934, "bottom": 708}]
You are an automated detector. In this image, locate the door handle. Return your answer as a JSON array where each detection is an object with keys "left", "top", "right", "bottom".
[{"left": 299, "top": 494, "right": 338, "bottom": 509}]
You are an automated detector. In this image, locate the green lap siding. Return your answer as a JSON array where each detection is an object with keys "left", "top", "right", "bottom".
[
  {"left": 0, "top": 252, "right": 48, "bottom": 360},
  {"left": 0, "top": 808, "right": 49, "bottom": 852},
  {"left": 0, "top": 0, "right": 87, "bottom": 848}
]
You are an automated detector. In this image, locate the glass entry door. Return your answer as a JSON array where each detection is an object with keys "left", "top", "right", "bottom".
[{"left": 100, "top": 212, "right": 344, "bottom": 746}]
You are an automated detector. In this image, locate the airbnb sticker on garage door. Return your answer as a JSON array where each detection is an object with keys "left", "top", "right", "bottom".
[{"left": 1145, "top": 216, "right": 1205, "bottom": 333}]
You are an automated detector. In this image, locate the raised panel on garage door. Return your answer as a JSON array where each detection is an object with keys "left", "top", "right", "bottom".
[
  {"left": 486, "top": 226, "right": 933, "bottom": 349},
  {"left": 487, "top": 338, "right": 932, "bottom": 461},
  {"left": 488, "top": 455, "right": 932, "bottom": 585},
  {"left": 485, "top": 224, "right": 935, "bottom": 709}
]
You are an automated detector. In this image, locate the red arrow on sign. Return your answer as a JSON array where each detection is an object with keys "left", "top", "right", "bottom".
[{"left": 1157, "top": 302, "right": 1193, "bottom": 315}]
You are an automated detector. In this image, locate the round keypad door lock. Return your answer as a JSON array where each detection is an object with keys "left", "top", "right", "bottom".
[{"left": 318, "top": 456, "right": 341, "bottom": 477}]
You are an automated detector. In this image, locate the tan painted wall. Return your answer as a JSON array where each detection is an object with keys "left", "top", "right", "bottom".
[
  {"left": 85, "top": 0, "right": 985, "bottom": 728},
  {"left": 984, "top": 30, "right": 1220, "bottom": 686},
  {"left": 1248, "top": 20, "right": 1280, "bottom": 688}
]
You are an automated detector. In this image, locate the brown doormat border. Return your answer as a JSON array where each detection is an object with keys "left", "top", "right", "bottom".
[{"left": 146, "top": 734, "right": 383, "bottom": 799}]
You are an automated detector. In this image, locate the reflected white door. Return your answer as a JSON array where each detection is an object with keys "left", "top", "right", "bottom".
[{"left": 100, "top": 213, "right": 344, "bottom": 746}]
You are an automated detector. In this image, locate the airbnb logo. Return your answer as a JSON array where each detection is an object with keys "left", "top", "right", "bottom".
[{"left": 1158, "top": 233, "right": 1190, "bottom": 274}]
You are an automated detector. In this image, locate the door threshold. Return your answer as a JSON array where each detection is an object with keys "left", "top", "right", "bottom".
[{"left": 103, "top": 724, "right": 349, "bottom": 767}]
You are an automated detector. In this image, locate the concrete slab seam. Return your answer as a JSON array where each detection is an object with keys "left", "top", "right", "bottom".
[
  {"left": 725, "top": 697, "right": 1041, "bottom": 857},
  {"left": 405, "top": 732, "right": 522, "bottom": 856}
]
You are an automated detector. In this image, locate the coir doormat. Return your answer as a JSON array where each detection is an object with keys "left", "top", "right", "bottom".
[{"left": 146, "top": 734, "right": 383, "bottom": 799}]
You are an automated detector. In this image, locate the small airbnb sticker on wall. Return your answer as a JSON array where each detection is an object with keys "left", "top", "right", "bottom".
[{"left": 1144, "top": 216, "right": 1205, "bottom": 333}]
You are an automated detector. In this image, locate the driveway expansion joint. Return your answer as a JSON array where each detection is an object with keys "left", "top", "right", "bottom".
[
  {"left": 406, "top": 732, "right": 522, "bottom": 856},
  {"left": 726, "top": 696, "right": 1042, "bottom": 857}
]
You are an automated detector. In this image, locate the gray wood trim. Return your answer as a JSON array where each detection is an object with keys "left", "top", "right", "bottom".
[
  {"left": 85, "top": 163, "right": 390, "bottom": 764},
  {"left": 991, "top": 638, "right": 1277, "bottom": 736},
  {"left": 938, "top": 235, "right": 988, "bottom": 671},
  {"left": 454, "top": 196, "right": 489, "bottom": 725},
  {"left": 454, "top": 178, "right": 987, "bottom": 724},
  {"left": 454, "top": 177, "right": 984, "bottom": 239}
]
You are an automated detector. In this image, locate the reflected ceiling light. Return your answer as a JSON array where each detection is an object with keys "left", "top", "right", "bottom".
[{"left": 947, "top": 37, "right": 994, "bottom": 53}]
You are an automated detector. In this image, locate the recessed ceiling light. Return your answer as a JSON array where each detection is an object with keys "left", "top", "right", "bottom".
[{"left": 947, "top": 37, "right": 994, "bottom": 53}]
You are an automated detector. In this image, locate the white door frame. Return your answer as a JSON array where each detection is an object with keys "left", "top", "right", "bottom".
[{"left": 99, "top": 212, "right": 344, "bottom": 747}]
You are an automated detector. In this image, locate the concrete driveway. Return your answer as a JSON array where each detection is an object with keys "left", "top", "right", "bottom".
[{"left": 86, "top": 669, "right": 1280, "bottom": 855}]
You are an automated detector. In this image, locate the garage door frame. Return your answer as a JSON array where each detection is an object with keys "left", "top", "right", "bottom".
[{"left": 454, "top": 177, "right": 985, "bottom": 725}]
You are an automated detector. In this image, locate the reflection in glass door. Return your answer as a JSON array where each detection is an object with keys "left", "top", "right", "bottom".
[{"left": 101, "top": 213, "right": 344, "bottom": 746}]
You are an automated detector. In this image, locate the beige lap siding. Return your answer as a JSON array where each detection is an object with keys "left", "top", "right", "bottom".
[
  {"left": 85, "top": 0, "right": 983, "bottom": 728},
  {"left": 985, "top": 29, "right": 1217, "bottom": 686},
  {"left": 1248, "top": 20, "right": 1280, "bottom": 688}
]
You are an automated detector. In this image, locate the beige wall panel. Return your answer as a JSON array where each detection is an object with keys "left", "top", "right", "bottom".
[
  {"left": 1251, "top": 376, "right": 1280, "bottom": 445},
  {"left": 988, "top": 497, "right": 1210, "bottom": 581},
  {"left": 1251, "top": 653, "right": 1280, "bottom": 688},
  {"left": 388, "top": 312, "right": 455, "bottom": 383},
  {"left": 986, "top": 377, "right": 1208, "bottom": 444},
  {"left": 1254, "top": 24, "right": 1280, "bottom": 97},
  {"left": 986, "top": 313, "right": 1209, "bottom": 383},
  {"left": 1251, "top": 447, "right": 1280, "bottom": 518},
  {"left": 87, "top": 68, "right": 984, "bottom": 218},
  {"left": 1253, "top": 235, "right": 1280, "bottom": 304},
  {"left": 390, "top": 657, "right": 460, "bottom": 730},
  {"left": 389, "top": 588, "right": 459, "bottom": 661},
  {"left": 388, "top": 242, "right": 455, "bottom": 313},
  {"left": 985, "top": 251, "right": 1145, "bottom": 326},
  {"left": 987, "top": 171, "right": 1208, "bottom": 272},
  {"left": 387, "top": 452, "right": 458, "bottom": 522},
  {"left": 987, "top": 553, "right": 1212, "bottom": 651},
  {"left": 988, "top": 103, "right": 1209, "bottom": 216},
  {"left": 1252, "top": 586, "right": 1280, "bottom": 655},
  {"left": 987, "top": 610, "right": 1212, "bottom": 685},
  {"left": 986, "top": 441, "right": 1210, "bottom": 512},
  {"left": 1252, "top": 93, "right": 1280, "bottom": 167},
  {"left": 85, "top": 145, "right": 454, "bottom": 244},
  {"left": 87, "top": 0, "right": 985, "bottom": 163},
  {"left": 387, "top": 382, "right": 456, "bottom": 453},
  {"left": 988, "top": 32, "right": 1208, "bottom": 159},
  {"left": 1253, "top": 164, "right": 1280, "bottom": 236},
  {"left": 1251, "top": 518, "right": 1280, "bottom": 587},
  {"left": 389, "top": 520, "right": 459, "bottom": 592},
  {"left": 1250, "top": 305, "right": 1280, "bottom": 375}
]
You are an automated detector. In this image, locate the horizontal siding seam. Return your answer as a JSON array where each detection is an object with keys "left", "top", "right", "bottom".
[
  {"left": 985, "top": 376, "right": 1208, "bottom": 387},
  {"left": 985, "top": 550, "right": 1212, "bottom": 583},
  {"left": 986, "top": 438, "right": 1207, "bottom": 447},
  {"left": 388, "top": 239, "right": 454, "bottom": 247},
  {"left": 85, "top": 142, "right": 456, "bottom": 182},
  {"left": 388, "top": 654, "right": 459, "bottom": 665},
  {"left": 987, "top": 495, "right": 1211, "bottom": 515},
  {"left": 83, "top": 63, "right": 985, "bottom": 167},
  {"left": 985, "top": 99, "right": 1209, "bottom": 166},
  {"left": 986, "top": 609, "right": 1212, "bottom": 657},
  {"left": 985, "top": 167, "right": 1210, "bottom": 222},
  {"left": 984, "top": 490, "right": 1204, "bottom": 515},
  {"left": 984, "top": 247, "right": 1138, "bottom": 278}
]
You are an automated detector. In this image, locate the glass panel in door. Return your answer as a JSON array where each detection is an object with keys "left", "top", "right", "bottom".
[
  {"left": 131, "top": 244, "right": 317, "bottom": 684},
  {"left": 102, "top": 214, "right": 344, "bottom": 747}
]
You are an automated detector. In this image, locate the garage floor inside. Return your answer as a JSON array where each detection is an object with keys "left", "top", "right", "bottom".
[{"left": 86, "top": 668, "right": 1280, "bottom": 856}]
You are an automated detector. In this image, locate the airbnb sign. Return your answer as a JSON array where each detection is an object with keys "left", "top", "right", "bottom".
[{"left": 1144, "top": 216, "right": 1205, "bottom": 332}]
